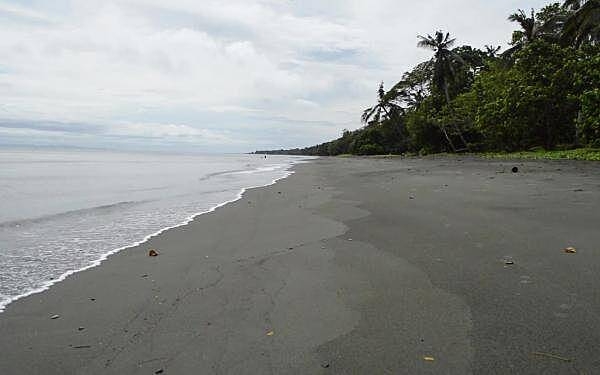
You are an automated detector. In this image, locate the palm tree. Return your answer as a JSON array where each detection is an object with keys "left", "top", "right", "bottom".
[
  {"left": 562, "top": 0, "right": 600, "bottom": 46},
  {"left": 417, "top": 31, "right": 467, "bottom": 151},
  {"left": 417, "top": 31, "right": 464, "bottom": 105},
  {"left": 509, "top": 9, "right": 539, "bottom": 41},
  {"left": 361, "top": 82, "right": 402, "bottom": 126},
  {"left": 503, "top": 9, "right": 540, "bottom": 57},
  {"left": 484, "top": 45, "right": 502, "bottom": 58}
]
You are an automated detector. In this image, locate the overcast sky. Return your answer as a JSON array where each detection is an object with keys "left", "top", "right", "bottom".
[{"left": 0, "top": 0, "right": 550, "bottom": 152}]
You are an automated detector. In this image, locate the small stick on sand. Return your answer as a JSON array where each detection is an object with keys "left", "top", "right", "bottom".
[{"left": 531, "top": 351, "right": 572, "bottom": 362}]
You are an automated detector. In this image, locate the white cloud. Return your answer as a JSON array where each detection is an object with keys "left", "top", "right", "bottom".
[
  {"left": 109, "top": 122, "right": 242, "bottom": 144},
  {"left": 0, "top": 0, "right": 551, "bottom": 151},
  {"left": 0, "top": 1, "right": 54, "bottom": 23}
]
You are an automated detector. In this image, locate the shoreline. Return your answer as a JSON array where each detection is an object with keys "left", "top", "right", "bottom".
[
  {"left": 2, "top": 156, "right": 600, "bottom": 374},
  {"left": 0, "top": 159, "right": 305, "bottom": 314}
]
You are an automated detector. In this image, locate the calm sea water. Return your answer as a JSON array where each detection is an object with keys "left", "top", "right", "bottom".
[{"left": 0, "top": 148, "right": 311, "bottom": 312}]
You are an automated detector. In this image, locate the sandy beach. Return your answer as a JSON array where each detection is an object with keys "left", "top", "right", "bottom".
[{"left": 1, "top": 156, "right": 599, "bottom": 374}]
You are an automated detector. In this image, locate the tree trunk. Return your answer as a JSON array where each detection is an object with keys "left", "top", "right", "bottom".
[
  {"left": 438, "top": 84, "right": 456, "bottom": 152},
  {"left": 381, "top": 106, "right": 392, "bottom": 122},
  {"left": 575, "top": 110, "right": 582, "bottom": 146},
  {"left": 437, "top": 122, "right": 456, "bottom": 152},
  {"left": 444, "top": 83, "right": 452, "bottom": 106}
]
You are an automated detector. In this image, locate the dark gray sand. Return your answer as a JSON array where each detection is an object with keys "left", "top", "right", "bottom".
[{"left": 1, "top": 157, "right": 600, "bottom": 374}]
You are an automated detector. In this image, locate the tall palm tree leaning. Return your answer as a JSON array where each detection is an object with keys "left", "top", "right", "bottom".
[
  {"left": 361, "top": 82, "right": 402, "bottom": 126},
  {"left": 562, "top": 0, "right": 600, "bottom": 46},
  {"left": 417, "top": 31, "right": 467, "bottom": 152}
]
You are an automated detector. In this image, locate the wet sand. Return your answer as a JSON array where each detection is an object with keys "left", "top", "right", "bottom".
[{"left": 1, "top": 156, "right": 599, "bottom": 374}]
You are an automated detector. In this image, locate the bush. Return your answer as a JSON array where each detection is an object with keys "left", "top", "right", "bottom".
[
  {"left": 356, "top": 143, "right": 385, "bottom": 155},
  {"left": 474, "top": 42, "right": 579, "bottom": 151}
]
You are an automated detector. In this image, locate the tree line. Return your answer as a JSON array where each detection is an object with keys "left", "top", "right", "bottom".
[{"left": 257, "top": 0, "right": 599, "bottom": 156}]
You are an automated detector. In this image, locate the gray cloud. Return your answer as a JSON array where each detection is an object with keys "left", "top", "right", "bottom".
[{"left": 0, "top": 119, "right": 106, "bottom": 134}]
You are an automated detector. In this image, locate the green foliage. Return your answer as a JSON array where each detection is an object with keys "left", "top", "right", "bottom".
[
  {"left": 537, "top": 3, "right": 570, "bottom": 41},
  {"left": 405, "top": 106, "right": 445, "bottom": 153},
  {"left": 579, "top": 89, "right": 600, "bottom": 146},
  {"left": 572, "top": 44, "right": 600, "bottom": 145},
  {"left": 438, "top": 90, "right": 481, "bottom": 150},
  {"left": 473, "top": 41, "right": 580, "bottom": 150},
  {"left": 356, "top": 143, "right": 385, "bottom": 155},
  {"left": 468, "top": 65, "right": 525, "bottom": 150}
]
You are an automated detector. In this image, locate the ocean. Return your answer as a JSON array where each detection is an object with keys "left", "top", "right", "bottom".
[{"left": 0, "top": 148, "right": 310, "bottom": 312}]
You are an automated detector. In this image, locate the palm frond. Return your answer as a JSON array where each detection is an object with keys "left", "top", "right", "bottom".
[
  {"left": 361, "top": 106, "right": 377, "bottom": 124},
  {"left": 417, "top": 35, "right": 437, "bottom": 50},
  {"left": 445, "top": 38, "right": 456, "bottom": 48},
  {"left": 485, "top": 45, "right": 502, "bottom": 57},
  {"left": 508, "top": 9, "right": 528, "bottom": 23}
]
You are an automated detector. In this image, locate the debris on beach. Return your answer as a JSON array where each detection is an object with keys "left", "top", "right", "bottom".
[
  {"left": 78, "top": 327, "right": 85, "bottom": 331},
  {"left": 503, "top": 257, "right": 515, "bottom": 265},
  {"left": 563, "top": 247, "right": 577, "bottom": 254},
  {"left": 512, "top": 166, "right": 519, "bottom": 173},
  {"left": 154, "top": 369, "right": 164, "bottom": 374},
  {"left": 266, "top": 330, "right": 274, "bottom": 336},
  {"left": 50, "top": 314, "right": 60, "bottom": 319},
  {"left": 321, "top": 362, "right": 330, "bottom": 368},
  {"left": 409, "top": 195, "right": 415, "bottom": 199},
  {"left": 148, "top": 249, "right": 159, "bottom": 257},
  {"left": 423, "top": 356, "right": 435, "bottom": 361}
]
